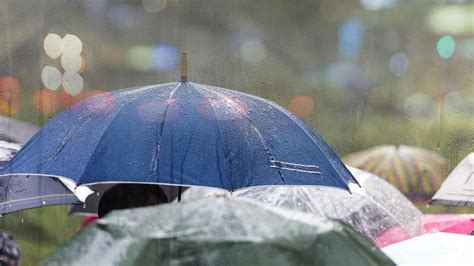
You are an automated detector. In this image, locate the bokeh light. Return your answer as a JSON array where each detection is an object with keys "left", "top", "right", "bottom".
[
  {"left": 404, "top": 93, "right": 436, "bottom": 121},
  {"left": 0, "top": 76, "right": 20, "bottom": 100},
  {"left": 0, "top": 98, "right": 19, "bottom": 116},
  {"left": 62, "top": 34, "right": 83, "bottom": 56},
  {"left": 436, "top": 35, "right": 455, "bottom": 59},
  {"left": 360, "top": 0, "right": 397, "bottom": 11},
  {"left": 60, "top": 90, "right": 83, "bottom": 109},
  {"left": 62, "top": 71, "right": 84, "bottom": 96},
  {"left": 288, "top": 95, "right": 315, "bottom": 119},
  {"left": 142, "top": 0, "right": 167, "bottom": 13},
  {"left": 33, "top": 89, "right": 60, "bottom": 115},
  {"left": 151, "top": 44, "right": 179, "bottom": 71},
  {"left": 338, "top": 18, "right": 364, "bottom": 58},
  {"left": 41, "top": 66, "right": 62, "bottom": 91},
  {"left": 43, "top": 33, "right": 64, "bottom": 59},
  {"left": 61, "top": 53, "right": 82, "bottom": 72},
  {"left": 240, "top": 39, "right": 266, "bottom": 64},
  {"left": 428, "top": 5, "right": 474, "bottom": 35},
  {"left": 126, "top": 46, "right": 153, "bottom": 71},
  {"left": 136, "top": 99, "right": 180, "bottom": 123},
  {"left": 388, "top": 52, "right": 408, "bottom": 77}
]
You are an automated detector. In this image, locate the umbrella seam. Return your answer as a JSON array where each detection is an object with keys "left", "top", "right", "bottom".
[
  {"left": 154, "top": 82, "right": 182, "bottom": 182},
  {"left": 192, "top": 83, "right": 287, "bottom": 186},
  {"left": 78, "top": 84, "right": 174, "bottom": 183},
  {"left": 207, "top": 84, "right": 352, "bottom": 189}
]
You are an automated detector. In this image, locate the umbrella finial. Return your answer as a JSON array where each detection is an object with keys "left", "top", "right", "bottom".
[{"left": 180, "top": 52, "right": 187, "bottom": 82}]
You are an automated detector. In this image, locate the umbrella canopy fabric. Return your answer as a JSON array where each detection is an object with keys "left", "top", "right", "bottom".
[
  {"left": 423, "top": 214, "right": 474, "bottom": 235},
  {"left": 0, "top": 174, "right": 81, "bottom": 214},
  {"left": 431, "top": 153, "right": 474, "bottom": 207},
  {"left": 180, "top": 166, "right": 424, "bottom": 247},
  {"left": 2, "top": 81, "right": 357, "bottom": 193},
  {"left": 0, "top": 141, "right": 85, "bottom": 215},
  {"left": 381, "top": 233, "right": 474, "bottom": 265},
  {"left": 42, "top": 198, "right": 394, "bottom": 266},
  {"left": 0, "top": 115, "right": 38, "bottom": 144},
  {"left": 344, "top": 145, "right": 447, "bottom": 201}
]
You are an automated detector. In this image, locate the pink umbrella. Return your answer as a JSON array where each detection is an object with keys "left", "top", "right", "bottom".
[{"left": 423, "top": 214, "right": 474, "bottom": 235}]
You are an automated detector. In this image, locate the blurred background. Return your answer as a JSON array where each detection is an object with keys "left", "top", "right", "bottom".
[{"left": 0, "top": 0, "right": 472, "bottom": 264}]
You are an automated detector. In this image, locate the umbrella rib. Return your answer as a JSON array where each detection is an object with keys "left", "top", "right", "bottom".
[
  {"left": 77, "top": 84, "right": 168, "bottom": 182},
  {"left": 192, "top": 83, "right": 287, "bottom": 185},
  {"left": 207, "top": 85, "right": 353, "bottom": 188},
  {"left": 356, "top": 191, "right": 415, "bottom": 238},
  {"left": 153, "top": 82, "right": 182, "bottom": 180}
]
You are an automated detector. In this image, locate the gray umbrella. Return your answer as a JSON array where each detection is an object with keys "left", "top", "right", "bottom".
[
  {"left": 180, "top": 166, "right": 423, "bottom": 247},
  {"left": 0, "top": 116, "right": 37, "bottom": 144},
  {"left": 0, "top": 141, "right": 90, "bottom": 215},
  {"left": 431, "top": 153, "right": 474, "bottom": 207},
  {"left": 43, "top": 197, "right": 394, "bottom": 266}
]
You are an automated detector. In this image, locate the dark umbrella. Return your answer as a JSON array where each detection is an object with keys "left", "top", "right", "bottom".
[
  {"left": 42, "top": 198, "right": 394, "bottom": 266},
  {"left": 0, "top": 116, "right": 38, "bottom": 144},
  {"left": 431, "top": 153, "right": 474, "bottom": 207},
  {"left": 1, "top": 55, "right": 357, "bottom": 213},
  {"left": 0, "top": 141, "right": 87, "bottom": 215},
  {"left": 181, "top": 166, "right": 424, "bottom": 247}
]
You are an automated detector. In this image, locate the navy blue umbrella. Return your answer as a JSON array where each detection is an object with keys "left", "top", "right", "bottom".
[
  {"left": 1, "top": 80, "right": 357, "bottom": 195},
  {"left": 0, "top": 141, "right": 84, "bottom": 215}
]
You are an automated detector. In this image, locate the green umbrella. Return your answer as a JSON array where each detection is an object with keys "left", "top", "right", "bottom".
[
  {"left": 345, "top": 145, "right": 447, "bottom": 202},
  {"left": 42, "top": 198, "right": 393, "bottom": 266}
]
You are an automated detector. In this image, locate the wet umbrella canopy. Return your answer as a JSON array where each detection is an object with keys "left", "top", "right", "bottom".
[
  {"left": 0, "top": 141, "right": 84, "bottom": 215},
  {"left": 181, "top": 166, "right": 423, "bottom": 247},
  {"left": 2, "top": 81, "right": 357, "bottom": 193},
  {"left": 345, "top": 145, "right": 447, "bottom": 201},
  {"left": 42, "top": 197, "right": 394, "bottom": 266},
  {"left": 431, "top": 153, "right": 474, "bottom": 207}
]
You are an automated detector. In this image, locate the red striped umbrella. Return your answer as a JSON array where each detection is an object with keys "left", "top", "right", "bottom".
[{"left": 344, "top": 145, "right": 447, "bottom": 201}]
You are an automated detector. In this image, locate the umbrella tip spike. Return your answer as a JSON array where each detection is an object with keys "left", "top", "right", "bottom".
[{"left": 180, "top": 52, "right": 188, "bottom": 82}]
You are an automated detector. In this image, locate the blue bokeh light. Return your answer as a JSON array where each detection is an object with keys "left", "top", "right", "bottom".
[
  {"left": 151, "top": 44, "right": 179, "bottom": 71},
  {"left": 338, "top": 18, "right": 365, "bottom": 58}
]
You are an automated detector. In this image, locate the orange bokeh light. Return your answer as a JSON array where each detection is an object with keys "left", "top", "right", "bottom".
[
  {"left": 288, "top": 95, "right": 315, "bottom": 118},
  {"left": 0, "top": 98, "right": 20, "bottom": 116},
  {"left": 0, "top": 76, "right": 20, "bottom": 100},
  {"left": 60, "top": 90, "right": 83, "bottom": 108},
  {"left": 33, "top": 89, "right": 60, "bottom": 115}
]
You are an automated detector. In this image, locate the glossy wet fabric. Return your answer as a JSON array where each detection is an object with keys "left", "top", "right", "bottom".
[
  {"left": 181, "top": 166, "right": 424, "bottom": 247},
  {"left": 431, "top": 153, "right": 474, "bottom": 207},
  {"left": 2, "top": 82, "right": 357, "bottom": 191},
  {"left": 0, "top": 175, "right": 80, "bottom": 214},
  {"left": 42, "top": 198, "right": 393, "bottom": 266},
  {"left": 0, "top": 141, "right": 80, "bottom": 215}
]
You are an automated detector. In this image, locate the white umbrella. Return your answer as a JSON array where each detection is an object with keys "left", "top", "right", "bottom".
[
  {"left": 180, "top": 166, "right": 423, "bottom": 247},
  {"left": 431, "top": 153, "right": 474, "bottom": 207},
  {"left": 381, "top": 232, "right": 474, "bottom": 265}
]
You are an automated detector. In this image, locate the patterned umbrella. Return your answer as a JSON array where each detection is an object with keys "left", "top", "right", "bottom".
[{"left": 344, "top": 145, "right": 447, "bottom": 201}]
